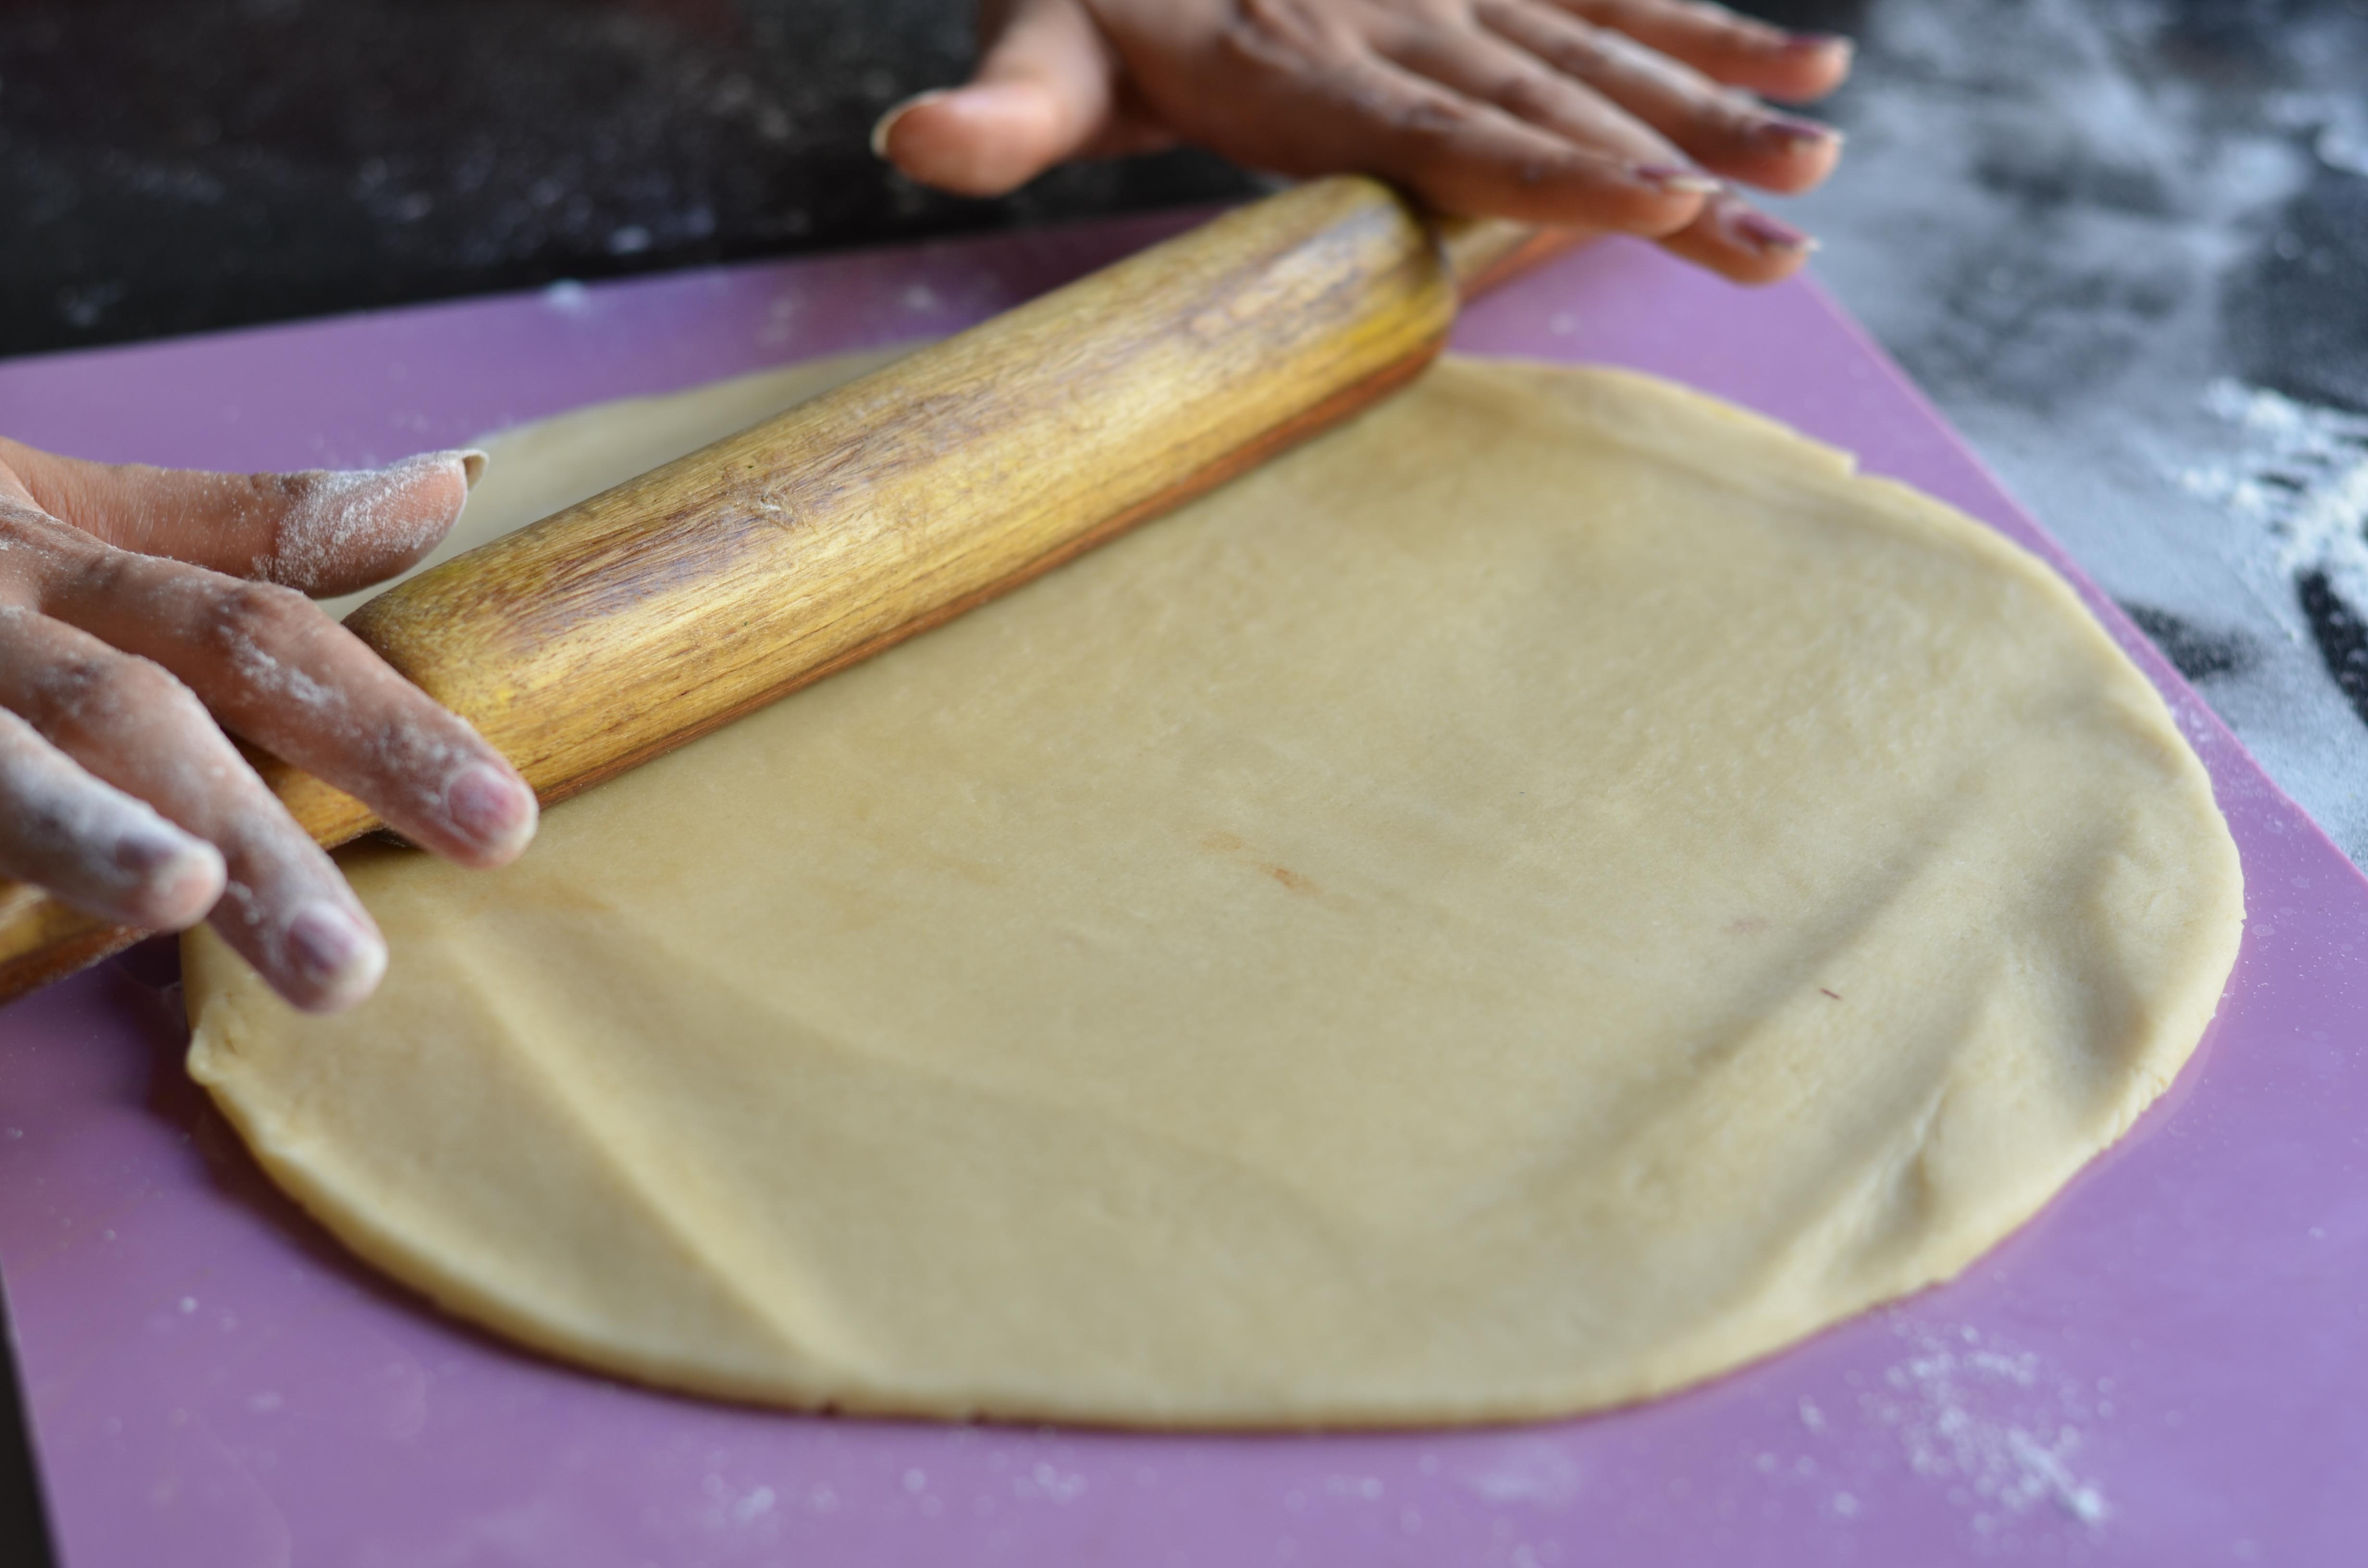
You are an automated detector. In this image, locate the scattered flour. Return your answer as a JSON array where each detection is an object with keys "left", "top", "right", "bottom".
[
  {"left": 1865, "top": 1323, "right": 2110, "bottom": 1533},
  {"left": 1459, "top": 1440, "right": 1584, "bottom": 1508},
  {"left": 2266, "top": 88, "right": 2368, "bottom": 180},
  {"left": 0, "top": 698, "right": 213, "bottom": 903},
  {"left": 225, "top": 630, "right": 341, "bottom": 717},
  {"left": 2177, "top": 379, "right": 2368, "bottom": 601},
  {"left": 1011, "top": 1461, "right": 1086, "bottom": 1504},
  {"left": 266, "top": 451, "right": 478, "bottom": 596}
]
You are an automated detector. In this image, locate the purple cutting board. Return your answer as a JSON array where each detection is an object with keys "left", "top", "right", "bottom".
[{"left": 0, "top": 211, "right": 2361, "bottom": 1568}]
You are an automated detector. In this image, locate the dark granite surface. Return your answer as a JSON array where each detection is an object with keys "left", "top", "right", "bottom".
[
  {"left": 1771, "top": 0, "right": 2368, "bottom": 859},
  {"left": 0, "top": 0, "right": 1263, "bottom": 356},
  {"left": 0, "top": 4, "right": 2364, "bottom": 1558}
]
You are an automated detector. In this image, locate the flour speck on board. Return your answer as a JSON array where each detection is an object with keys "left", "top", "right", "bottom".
[
  {"left": 690, "top": 1470, "right": 787, "bottom": 1539},
  {"left": 1458, "top": 1438, "right": 1584, "bottom": 1507},
  {"left": 1014, "top": 1461, "right": 1086, "bottom": 1504},
  {"left": 1867, "top": 1323, "right": 2110, "bottom": 1531}
]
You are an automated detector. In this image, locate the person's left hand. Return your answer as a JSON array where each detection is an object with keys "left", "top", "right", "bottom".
[
  {"left": 0, "top": 438, "right": 537, "bottom": 1012},
  {"left": 873, "top": 0, "right": 1852, "bottom": 284}
]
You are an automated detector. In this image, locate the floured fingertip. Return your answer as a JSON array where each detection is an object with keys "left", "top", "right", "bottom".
[
  {"left": 270, "top": 452, "right": 471, "bottom": 598},
  {"left": 112, "top": 823, "right": 226, "bottom": 929},
  {"left": 443, "top": 761, "right": 538, "bottom": 863},
  {"left": 282, "top": 900, "right": 388, "bottom": 1013}
]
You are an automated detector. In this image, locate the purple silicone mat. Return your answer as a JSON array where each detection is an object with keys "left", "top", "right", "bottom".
[{"left": 0, "top": 213, "right": 2362, "bottom": 1568}]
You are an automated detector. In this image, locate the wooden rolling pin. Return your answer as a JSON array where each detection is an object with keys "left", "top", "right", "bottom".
[{"left": 0, "top": 177, "right": 1574, "bottom": 1001}]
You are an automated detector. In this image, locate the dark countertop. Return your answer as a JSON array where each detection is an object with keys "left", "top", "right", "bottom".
[
  {"left": 1775, "top": 0, "right": 2368, "bottom": 862},
  {"left": 0, "top": 0, "right": 2364, "bottom": 853},
  {"left": 0, "top": 0, "right": 1263, "bottom": 354}
]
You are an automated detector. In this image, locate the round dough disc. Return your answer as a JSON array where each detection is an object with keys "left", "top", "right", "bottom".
[{"left": 185, "top": 355, "right": 2243, "bottom": 1428}]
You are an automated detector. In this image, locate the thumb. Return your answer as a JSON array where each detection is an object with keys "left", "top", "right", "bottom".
[
  {"left": 873, "top": 0, "right": 1122, "bottom": 198},
  {"left": 0, "top": 437, "right": 484, "bottom": 599}
]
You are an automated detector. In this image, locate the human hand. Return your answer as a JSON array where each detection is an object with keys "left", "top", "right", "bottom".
[
  {"left": 875, "top": 0, "right": 1850, "bottom": 284},
  {"left": 0, "top": 439, "right": 537, "bottom": 1012}
]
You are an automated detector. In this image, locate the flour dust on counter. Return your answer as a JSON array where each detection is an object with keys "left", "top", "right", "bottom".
[{"left": 184, "top": 353, "right": 2242, "bottom": 1428}]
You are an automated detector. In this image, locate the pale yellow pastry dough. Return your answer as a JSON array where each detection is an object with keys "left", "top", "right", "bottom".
[{"left": 186, "top": 355, "right": 2244, "bottom": 1428}]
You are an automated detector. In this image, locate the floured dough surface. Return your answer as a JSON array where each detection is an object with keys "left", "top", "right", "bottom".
[
  {"left": 186, "top": 355, "right": 2243, "bottom": 1428},
  {"left": 312, "top": 349, "right": 913, "bottom": 622}
]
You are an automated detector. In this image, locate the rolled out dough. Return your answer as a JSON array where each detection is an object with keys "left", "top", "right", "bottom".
[{"left": 185, "top": 354, "right": 2244, "bottom": 1428}]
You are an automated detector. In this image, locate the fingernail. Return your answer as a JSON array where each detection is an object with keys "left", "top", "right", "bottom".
[
  {"left": 1632, "top": 164, "right": 1724, "bottom": 196},
  {"left": 113, "top": 821, "right": 200, "bottom": 879},
  {"left": 1727, "top": 208, "right": 1818, "bottom": 254},
  {"left": 285, "top": 901, "right": 385, "bottom": 1003},
  {"left": 870, "top": 91, "right": 946, "bottom": 161},
  {"left": 451, "top": 449, "right": 488, "bottom": 490},
  {"left": 113, "top": 825, "right": 224, "bottom": 919},
  {"left": 1755, "top": 114, "right": 1842, "bottom": 150},
  {"left": 1778, "top": 30, "right": 1854, "bottom": 58},
  {"left": 446, "top": 763, "right": 537, "bottom": 857}
]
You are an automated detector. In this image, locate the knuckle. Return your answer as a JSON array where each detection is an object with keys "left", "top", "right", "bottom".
[
  {"left": 39, "top": 654, "right": 125, "bottom": 717},
  {"left": 215, "top": 577, "right": 308, "bottom": 625},
  {"left": 1494, "top": 70, "right": 1566, "bottom": 121},
  {"left": 1401, "top": 100, "right": 1480, "bottom": 146},
  {"left": 199, "top": 580, "right": 354, "bottom": 719},
  {"left": 61, "top": 543, "right": 134, "bottom": 602},
  {"left": 1543, "top": 24, "right": 1618, "bottom": 76},
  {"left": 28, "top": 649, "right": 182, "bottom": 733},
  {"left": 1223, "top": 0, "right": 1324, "bottom": 64},
  {"left": 1702, "top": 91, "right": 1767, "bottom": 141},
  {"left": 1366, "top": 75, "right": 1481, "bottom": 137},
  {"left": 1220, "top": 2, "right": 1361, "bottom": 84},
  {"left": 1214, "top": 24, "right": 1291, "bottom": 78},
  {"left": 204, "top": 578, "right": 314, "bottom": 648},
  {"left": 0, "top": 498, "right": 46, "bottom": 546}
]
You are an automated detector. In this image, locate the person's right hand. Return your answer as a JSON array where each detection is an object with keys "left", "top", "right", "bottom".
[
  {"left": 0, "top": 438, "right": 538, "bottom": 1012},
  {"left": 877, "top": 0, "right": 1853, "bottom": 284}
]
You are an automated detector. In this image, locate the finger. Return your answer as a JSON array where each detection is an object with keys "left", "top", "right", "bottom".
[
  {"left": 1481, "top": 1, "right": 1841, "bottom": 193},
  {"left": 873, "top": 0, "right": 1122, "bottom": 197},
  {"left": 1225, "top": 51, "right": 1716, "bottom": 234},
  {"left": 1554, "top": 0, "right": 1853, "bottom": 102},
  {"left": 0, "top": 608, "right": 383, "bottom": 1010},
  {"left": 41, "top": 547, "right": 536, "bottom": 870},
  {"left": 0, "top": 436, "right": 485, "bottom": 599},
  {"left": 1078, "top": 99, "right": 1181, "bottom": 161},
  {"left": 0, "top": 701, "right": 224, "bottom": 930},
  {"left": 1653, "top": 188, "right": 1818, "bottom": 284},
  {"left": 1377, "top": 12, "right": 1694, "bottom": 172}
]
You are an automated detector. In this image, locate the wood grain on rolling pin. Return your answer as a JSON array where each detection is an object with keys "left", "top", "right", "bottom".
[{"left": 0, "top": 180, "right": 1562, "bottom": 1000}]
